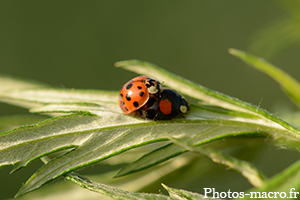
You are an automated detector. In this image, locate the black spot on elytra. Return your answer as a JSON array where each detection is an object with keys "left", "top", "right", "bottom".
[
  {"left": 120, "top": 94, "right": 123, "bottom": 98},
  {"left": 126, "top": 83, "right": 133, "bottom": 90},
  {"left": 137, "top": 86, "right": 142, "bottom": 89},
  {"left": 122, "top": 101, "right": 125, "bottom": 105},
  {"left": 125, "top": 106, "right": 129, "bottom": 111},
  {"left": 139, "top": 92, "right": 144, "bottom": 97},
  {"left": 126, "top": 94, "right": 131, "bottom": 101},
  {"left": 133, "top": 101, "right": 139, "bottom": 107}
]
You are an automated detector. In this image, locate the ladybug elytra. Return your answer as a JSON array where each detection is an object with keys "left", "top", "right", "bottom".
[{"left": 119, "top": 76, "right": 162, "bottom": 114}]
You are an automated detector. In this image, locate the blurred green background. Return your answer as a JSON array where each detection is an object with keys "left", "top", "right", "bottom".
[{"left": 1, "top": 1, "right": 300, "bottom": 199}]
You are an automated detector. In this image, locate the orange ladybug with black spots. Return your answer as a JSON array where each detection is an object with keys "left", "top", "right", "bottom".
[{"left": 119, "top": 76, "right": 162, "bottom": 114}]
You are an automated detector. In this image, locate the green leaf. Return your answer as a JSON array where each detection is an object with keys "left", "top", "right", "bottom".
[
  {"left": 115, "top": 128, "right": 267, "bottom": 178},
  {"left": 167, "top": 136, "right": 266, "bottom": 187},
  {"left": 115, "top": 143, "right": 185, "bottom": 178},
  {"left": 0, "top": 114, "right": 48, "bottom": 133},
  {"left": 248, "top": 18, "right": 300, "bottom": 59},
  {"left": 65, "top": 173, "right": 173, "bottom": 200},
  {"left": 116, "top": 135, "right": 267, "bottom": 179},
  {"left": 162, "top": 183, "right": 220, "bottom": 200},
  {"left": 238, "top": 159, "right": 300, "bottom": 200},
  {"left": 8, "top": 116, "right": 273, "bottom": 196},
  {"left": 229, "top": 48, "right": 300, "bottom": 108},
  {"left": 0, "top": 75, "right": 50, "bottom": 110},
  {"left": 21, "top": 155, "right": 186, "bottom": 200},
  {"left": 0, "top": 88, "right": 119, "bottom": 113},
  {"left": 0, "top": 75, "right": 47, "bottom": 92}
]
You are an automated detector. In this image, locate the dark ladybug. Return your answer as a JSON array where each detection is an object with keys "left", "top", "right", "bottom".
[{"left": 145, "top": 89, "right": 189, "bottom": 120}]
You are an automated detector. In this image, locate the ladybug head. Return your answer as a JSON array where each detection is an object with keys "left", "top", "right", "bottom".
[{"left": 145, "top": 78, "right": 162, "bottom": 95}]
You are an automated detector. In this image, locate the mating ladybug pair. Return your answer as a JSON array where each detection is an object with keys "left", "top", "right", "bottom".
[{"left": 119, "top": 76, "right": 189, "bottom": 120}]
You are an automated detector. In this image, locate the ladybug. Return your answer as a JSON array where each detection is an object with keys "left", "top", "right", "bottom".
[
  {"left": 119, "top": 76, "right": 162, "bottom": 115},
  {"left": 145, "top": 89, "right": 189, "bottom": 120}
]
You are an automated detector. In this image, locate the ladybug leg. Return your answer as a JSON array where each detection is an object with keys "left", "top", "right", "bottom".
[
  {"left": 153, "top": 113, "right": 160, "bottom": 121},
  {"left": 140, "top": 109, "right": 148, "bottom": 119}
]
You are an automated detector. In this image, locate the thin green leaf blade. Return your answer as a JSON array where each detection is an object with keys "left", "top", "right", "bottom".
[
  {"left": 30, "top": 103, "right": 119, "bottom": 115},
  {"left": 0, "top": 88, "right": 118, "bottom": 111},
  {"left": 0, "top": 75, "right": 48, "bottom": 92},
  {"left": 162, "top": 183, "right": 219, "bottom": 200},
  {"left": 64, "top": 173, "right": 174, "bottom": 200},
  {"left": 229, "top": 48, "right": 300, "bottom": 108},
  {"left": 115, "top": 143, "right": 186, "bottom": 178},
  {"left": 168, "top": 137, "right": 266, "bottom": 188},
  {"left": 0, "top": 76, "right": 118, "bottom": 115},
  {"left": 238, "top": 159, "right": 300, "bottom": 200},
  {"left": 0, "top": 114, "right": 48, "bottom": 133},
  {"left": 116, "top": 124, "right": 267, "bottom": 178}
]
